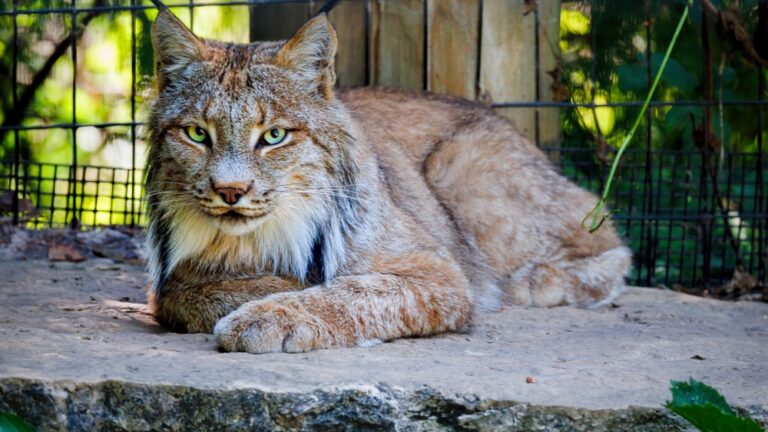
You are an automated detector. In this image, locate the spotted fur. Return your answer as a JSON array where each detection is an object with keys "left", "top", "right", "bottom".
[{"left": 145, "top": 10, "right": 632, "bottom": 353}]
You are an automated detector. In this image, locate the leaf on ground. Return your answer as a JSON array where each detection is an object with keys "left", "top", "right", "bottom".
[
  {"left": 0, "top": 411, "right": 37, "bottom": 432},
  {"left": 665, "top": 379, "right": 763, "bottom": 432},
  {"left": 667, "top": 403, "right": 763, "bottom": 432},
  {"left": 668, "top": 379, "right": 733, "bottom": 413},
  {"left": 47, "top": 244, "right": 87, "bottom": 263}
]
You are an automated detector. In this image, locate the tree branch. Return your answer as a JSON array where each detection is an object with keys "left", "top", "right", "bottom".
[
  {"left": 700, "top": 0, "right": 768, "bottom": 68},
  {"left": 0, "top": 0, "right": 107, "bottom": 144}
]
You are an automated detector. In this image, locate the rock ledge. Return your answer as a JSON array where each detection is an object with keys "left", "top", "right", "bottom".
[{"left": 1, "top": 260, "right": 767, "bottom": 431}]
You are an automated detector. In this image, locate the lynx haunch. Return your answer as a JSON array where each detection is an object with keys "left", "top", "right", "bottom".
[{"left": 145, "top": 9, "right": 632, "bottom": 354}]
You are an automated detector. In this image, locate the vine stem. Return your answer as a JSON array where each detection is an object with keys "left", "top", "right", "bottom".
[{"left": 584, "top": 0, "right": 693, "bottom": 232}]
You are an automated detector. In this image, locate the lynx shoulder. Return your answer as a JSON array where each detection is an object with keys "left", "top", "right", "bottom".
[{"left": 145, "top": 10, "right": 631, "bottom": 353}]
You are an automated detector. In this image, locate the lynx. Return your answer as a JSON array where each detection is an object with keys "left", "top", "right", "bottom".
[{"left": 145, "top": 8, "right": 632, "bottom": 354}]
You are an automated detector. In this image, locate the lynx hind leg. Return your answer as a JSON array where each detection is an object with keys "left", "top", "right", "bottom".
[
  {"left": 424, "top": 116, "right": 550, "bottom": 309},
  {"left": 424, "top": 115, "right": 631, "bottom": 309},
  {"left": 504, "top": 245, "right": 632, "bottom": 308}
]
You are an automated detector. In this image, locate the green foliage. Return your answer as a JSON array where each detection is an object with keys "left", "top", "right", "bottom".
[
  {"left": 559, "top": 0, "right": 767, "bottom": 285},
  {"left": 0, "top": 412, "right": 37, "bottom": 432},
  {"left": 561, "top": 0, "right": 767, "bottom": 156},
  {"left": 585, "top": 0, "right": 691, "bottom": 231},
  {"left": 666, "top": 379, "right": 764, "bottom": 432},
  {"left": 617, "top": 54, "right": 697, "bottom": 95}
]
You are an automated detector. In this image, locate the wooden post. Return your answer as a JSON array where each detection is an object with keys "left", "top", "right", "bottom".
[
  {"left": 369, "top": 0, "right": 425, "bottom": 89},
  {"left": 537, "top": 0, "right": 562, "bottom": 150},
  {"left": 327, "top": 0, "right": 367, "bottom": 87},
  {"left": 427, "top": 0, "right": 480, "bottom": 99},
  {"left": 249, "top": 2, "right": 310, "bottom": 42},
  {"left": 479, "top": 0, "right": 536, "bottom": 141}
]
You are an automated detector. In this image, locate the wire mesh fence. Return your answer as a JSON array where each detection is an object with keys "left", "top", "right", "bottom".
[
  {"left": 0, "top": 0, "right": 765, "bottom": 292},
  {"left": 0, "top": 160, "right": 143, "bottom": 227}
]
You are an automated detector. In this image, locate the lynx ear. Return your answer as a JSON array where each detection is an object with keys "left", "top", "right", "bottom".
[
  {"left": 151, "top": 10, "right": 208, "bottom": 87},
  {"left": 274, "top": 14, "right": 338, "bottom": 99}
]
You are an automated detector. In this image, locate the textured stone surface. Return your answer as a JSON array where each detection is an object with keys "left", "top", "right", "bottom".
[{"left": 1, "top": 259, "right": 767, "bottom": 431}]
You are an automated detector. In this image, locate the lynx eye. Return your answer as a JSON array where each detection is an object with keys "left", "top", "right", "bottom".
[
  {"left": 262, "top": 128, "right": 287, "bottom": 146},
  {"left": 184, "top": 125, "right": 210, "bottom": 145}
]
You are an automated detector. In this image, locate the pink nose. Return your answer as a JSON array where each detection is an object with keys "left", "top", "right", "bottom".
[{"left": 213, "top": 184, "right": 249, "bottom": 205}]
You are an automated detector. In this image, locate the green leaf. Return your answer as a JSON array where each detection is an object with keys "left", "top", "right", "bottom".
[
  {"left": 665, "top": 379, "right": 764, "bottom": 432},
  {"left": 668, "top": 379, "right": 733, "bottom": 414},
  {"left": 667, "top": 404, "right": 764, "bottom": 432},
  {"left": 649, "top": 53, "right": 697, "bottom": 94},
  {"left": 616, "top": 62, "right": 647, "bottom": 93},
  {"left": 0, "top": 412, "right": 37, "bottom": 432},
  {"left": 617, "top": 54, "right": 697, "bottom": 95}
]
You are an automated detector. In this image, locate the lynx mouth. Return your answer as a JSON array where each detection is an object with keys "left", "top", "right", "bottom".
[
  {"left": 201, "top": 207, "right": 269, "bottom": 223},
  {"left": 219, "top": 210, "right": 266, "bottom": 222}
]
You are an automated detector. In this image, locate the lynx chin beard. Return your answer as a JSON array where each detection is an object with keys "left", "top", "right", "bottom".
[
  {"left": 155, "top": 191, "right": 333, "bottom": 286},
  {"left": 144, "top": 5, "right": 632, "bottom": 354},
  {"left": 208, "top": 210, "right": 268, "bottom": 236},
  {"left": 203, "top": 195, "right": 324, "bottom": 238}
]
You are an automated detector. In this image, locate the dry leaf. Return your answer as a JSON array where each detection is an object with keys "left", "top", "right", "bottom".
[{"left": 48, "top": 244, "right": 87, "bottom": 263}]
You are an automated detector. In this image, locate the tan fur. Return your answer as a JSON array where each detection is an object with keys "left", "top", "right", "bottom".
[{"left": 145, "top": 11, "right": 631, "bottom": 353}]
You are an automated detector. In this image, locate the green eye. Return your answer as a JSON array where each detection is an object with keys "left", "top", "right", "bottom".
[
  {"left": 263, "top": 128, "right": 287, "bottom": 146},
  {"left": 185, "top": 125, "right": 209, "bottom": 144}
]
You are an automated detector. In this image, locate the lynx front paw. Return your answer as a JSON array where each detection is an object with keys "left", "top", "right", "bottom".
[{"left": 213, "top": 298, "right": 344, "bottom": 354}]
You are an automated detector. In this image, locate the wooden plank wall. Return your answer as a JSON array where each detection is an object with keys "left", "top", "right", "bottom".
[
  {"left": 249, "top": 0, "right": 561, "bottom": 147},
  {"left": 369, "top": 0, "right": 425, "bottom": 89},
  {"left": 427, "top": 0, "right": 480, "bottom": 100}
]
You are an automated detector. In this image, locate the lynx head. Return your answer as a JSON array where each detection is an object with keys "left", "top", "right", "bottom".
[{"left": 146, "top": 10, "right": 362, "bottom": 291}]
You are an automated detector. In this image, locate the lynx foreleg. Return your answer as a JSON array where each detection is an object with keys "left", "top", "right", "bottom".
[
  {"left": 214, "top": 254, "right": 472, "bottom": 353},
  {"left": 149, "top": 276, "right": 299, "bottom": 333}
]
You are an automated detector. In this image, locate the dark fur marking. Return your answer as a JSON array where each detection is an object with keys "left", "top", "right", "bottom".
[
  {"left": 145, "top": 156, "right": 173, "bottom": 297},
  {"left": 217, "top": 67, "right": 228, "bottom": 85},
  {"left": 306, "top": 230, "right": 326, "bottom": 285},
  {"left": 155, "top": 217, "right": 173, "bottom": 294},
  {"left": 333, "top": 132, "right": 362, "bottom": 236},
  {"left": 304, "top": 131, "right": 362, "bottom": 284},
  {"left": 309, "top": 133, "right": 335, "bottom": 158}
]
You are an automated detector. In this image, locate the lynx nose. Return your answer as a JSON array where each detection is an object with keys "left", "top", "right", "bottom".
[{"left": 213, "top": 182, "right": 250, "bottom": 205}]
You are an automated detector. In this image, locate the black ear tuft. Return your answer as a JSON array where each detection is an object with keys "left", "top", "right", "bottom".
[
  {"left": 148, "top": 0, "right": 169, "bottom": 12},
  {"left": 315, "top": 0, "right": 342, "bottom": 15}
]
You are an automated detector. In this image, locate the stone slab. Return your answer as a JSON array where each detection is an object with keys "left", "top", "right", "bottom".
[{"left": 0, "top": 259, "right": 766, "bottom": 431}]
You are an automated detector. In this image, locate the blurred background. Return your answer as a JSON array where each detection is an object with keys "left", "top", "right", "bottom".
[{"left": 0, "top": 0, "right": 765, "bottom": 295}]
